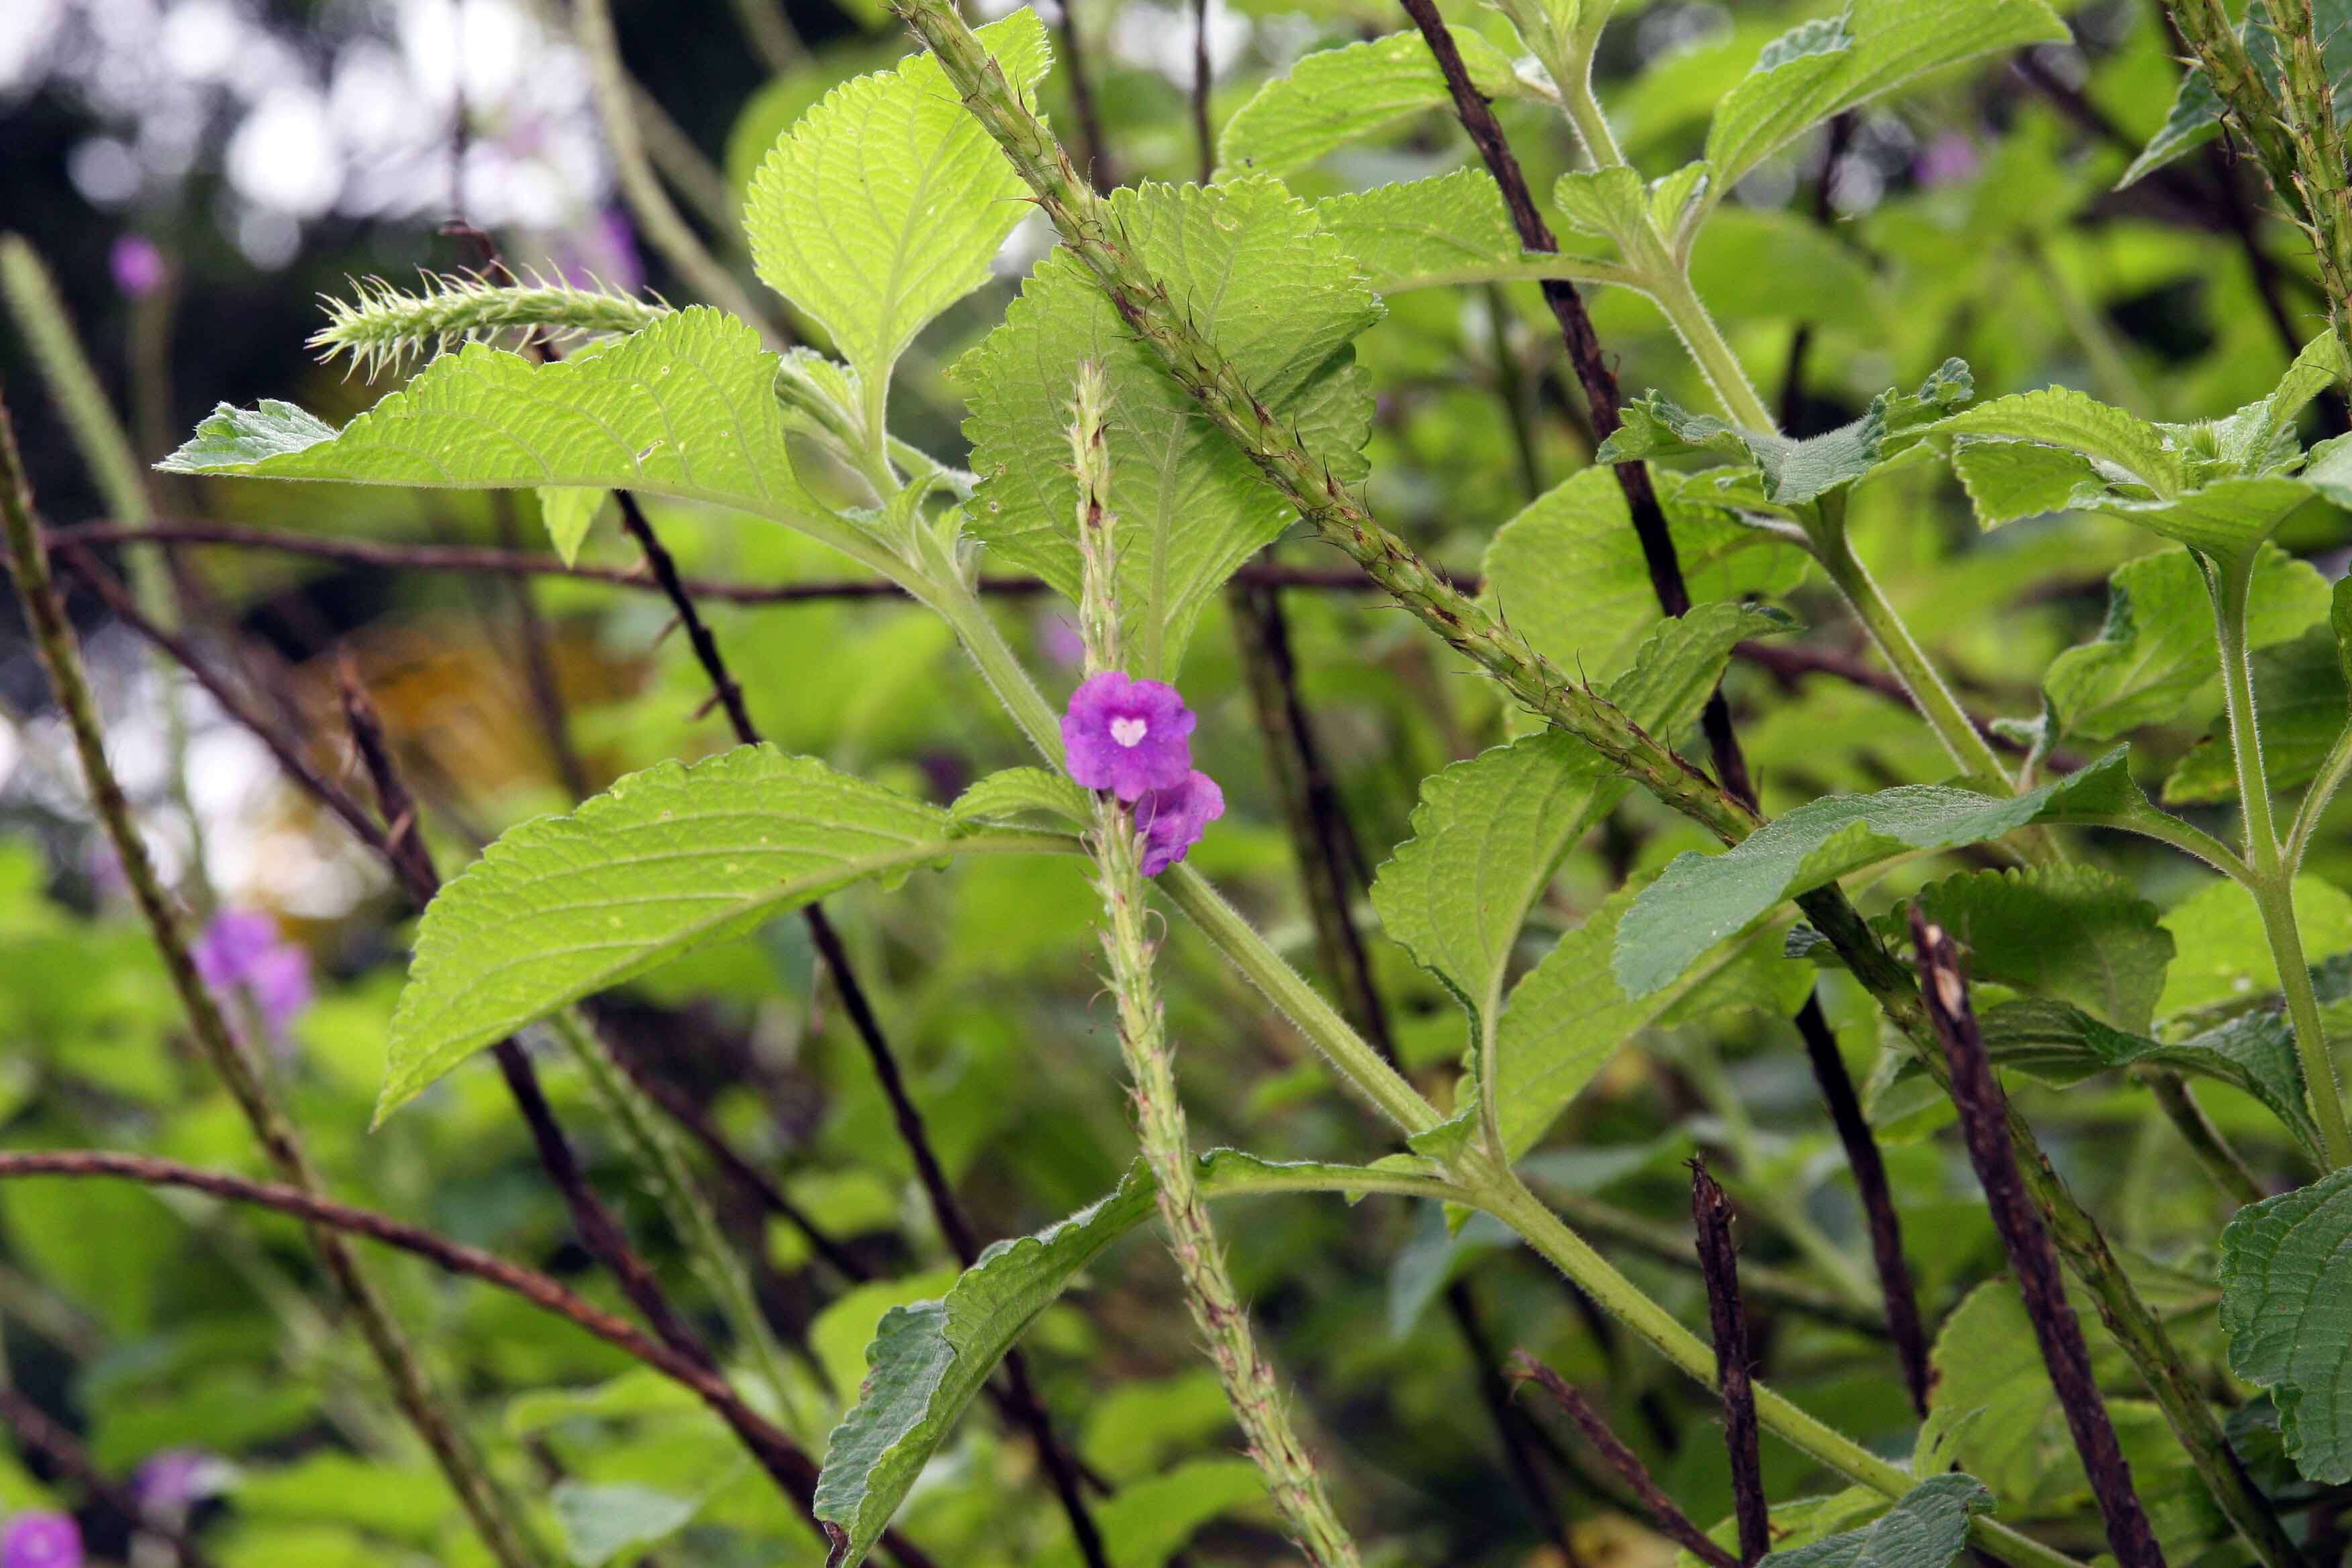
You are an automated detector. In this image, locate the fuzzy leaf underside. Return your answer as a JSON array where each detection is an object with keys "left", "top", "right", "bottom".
[
  {"left": 2220, "top": 1168, "right": 2352, "bottom": 1483},
  {"left": 158, "top": 309, "right": 831, "bottom": 528},
  {"left": 1757, "top": 1475, "right": 1993, "bottom": 1568},
  {"left": 957, "top": 177, "right": 1381, "bottom": 677},
  {"left": 744, "top": 12, "right": 1050, "bottom": 384},
  {"left": 379, "top": 746, "right": 1070, "bottom": 1118},
  {"left": 1616, "top": 748, "right": 2139, "bottom": 998}
]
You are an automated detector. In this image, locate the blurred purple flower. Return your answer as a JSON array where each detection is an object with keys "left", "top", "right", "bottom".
[
  {"left": 1136, "top": 770, "right": 1224, "bottom": 876},
  {"left": 1063, "top": 672, "right": 1195, "bottom": 801},
  {"left": 1, "top": 1513, "right": 81, "bottom": 1568},
  {"left": 133, "top": 1449, "right": 221, "bottom": 1514},
  {"left": 193, "top": 910, "right": 312, "bottom": 1044},
  {"left": 1036, "top": 610, "right": 1086, "bottom": 670},
  {"left": 109, "top": 235, "right": 165, "bottom": 298},
  {"left": 597, "top": 208, "right": 645, "bottom": 295},
  {"left": 1914, "top": 133, "right": 1981, "bottom": 189}
]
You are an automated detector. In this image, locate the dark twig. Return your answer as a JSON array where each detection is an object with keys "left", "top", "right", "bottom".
[
  {"left": 1911, "top": 914, "right": 2167, "bottom": 1568},
  {"left": 1447, "top": 1283, "right": 1577, "bottom": 1560},
  {"left": 1191, "top": 0, "right": 1214, "bottom": 183},
  {"left": 1056, "top": 0, "right": 1116, "bottom": 187},
  {"left": 613, "top": 481, "right": 1113, "bottom": 1568},
  {"left": 1793, "top": 1000, "right": 1930, "bottom": 1416},
  {"left": 1508, "top": 1353, "right": 1739, "bottom": 1568},
  {"left": 50, "top": 520, "right": 1400, "bottom": 599},
  {"left": 1690, "top": 1160, "right": 1769, "bottom": 1567},
  {"left": 0, "top": 1385, "right": 213, "bottom": 1568}
]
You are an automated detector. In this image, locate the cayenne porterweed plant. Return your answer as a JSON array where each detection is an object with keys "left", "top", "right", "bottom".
[{"left": 10, "top": 0, "right": 2352, "bottom": 1563}]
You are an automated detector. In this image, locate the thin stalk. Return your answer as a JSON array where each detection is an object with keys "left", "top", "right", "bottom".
[
  {"left": 1073, "top": 366, "right": 1361, "bottom": 1566},
  {"left": 1690, "top": 1161, "right": 1769, "bottom": 1567},
  {"left": 2290, "top": 720, "right": 2352, "bottom": 871},
  {"left": 1510, "top": 1353, "right": 1735, "bottom": 1568},
  {"left": 2211, "top": 552, "right": 2352, "bottom": 1167},
  {"left": 0, "top": 393, "right": 545, "bottom": 1568},
  {"left": 1813, "top": 520, "right": 2022, "bottom": 791},
  {"left": 544, "top": 1010, "right": 813, "bottom": 1434},
  {"left": 1640, "top": 264, "right": 1778, "bottom": 436}
]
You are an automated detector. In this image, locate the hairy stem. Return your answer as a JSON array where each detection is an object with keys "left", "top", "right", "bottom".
[{"left": 2211, "top": 552, "right": 2352, "bottom": 1167}]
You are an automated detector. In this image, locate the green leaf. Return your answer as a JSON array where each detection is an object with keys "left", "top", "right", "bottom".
[
  {"left": 1973, "top": 998, "right": 2318, "bottom": 1156},
  {"left": 2118, "top": 66, "right": 2223, "bottom": 189},
  {"left": 1318, "top": 170, "right": 1636, "bottom": 293},
  {"left": 1213, "top": 28, "right": 1530, "bottom": 179},
  {"left": 2120, "top": 0, "right": 2352, "bottom": 189},
  {"left": 948, "top": 768, "right": 1093, "bottom": 833},
  {"left": 957, "top": 177, "right": 1381, "bottom": 677},
  {"left": 2044, "top": 545, "right": 2330, "bottom": 742},
  {"left": 1931, "top": 386, "right": 2187, "bottom": 497},
  {"left": 1615, "top": 748, "right": 2139, "bottom": 999},
  {"left": 744, "top": 12, "right": 1050, "bottom": 391},
  {"left": 2164, "top": 626, "right": 2347, "bottom": 805},
  {"left": 1757, "top": 1475, "right": 1992, "bottom": 1568},
  {"left": 1913, "top": 865, "right": 2173, "bottom": 1032},
  {"left": 551, "top": 1481, "right": 712, "bottom": 1567},
  {"left": 1480, "top": 467, "right": 1806, "bottom": 683},
  {"left": 1600, "top": 360, "right": 1971, "bottom": 507},
  {"left": 1948, "top": 440, "right": 2104, "bottom": 527},
  {"left": 537, "top": 487, "right": 606, "bottom": 565},
  {"left": 1553, "top": 165, "right": 1652, "bottom": 249},
  {"left": 159, "top": 309, "right": 837, "bottom": 535},
  {"left": 2220, "top": 1167, "right": 2352, "bottom": 1482},
  {"left": 379, "top": 745, "right": 1075, "bottom": 1118},
  {"left": 2158, "top": 875, "right": 2352, "bottom": 1018},
  {"left": 1706, "top": 0, "right": 2067, "bottom": 194}
]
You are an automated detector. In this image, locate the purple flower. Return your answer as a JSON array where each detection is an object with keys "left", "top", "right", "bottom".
[
  {"left": 109, "top": 236, "right": 165, "bottom": 298},
  {"left": 1063, "top": 672, "right": 1195, "bottom": 801},
  {"left": 133, "top": 1449, "right": 221, "bottom": 1514},
  {"left": 1, "top": 1513, "right": 81, "bottom": 1568},
  {"left": 1036, "top": 610, "right": 1086, "bottom": 671},
  {"left": 1136, "top": 770, "right": 1224, "bottom": 876},
  {"left": 1913, "top": 132, "right": 1981, "bottom": 189},
  {"left": 193, "top": 910, "right": 312, "bottom": 1044}
]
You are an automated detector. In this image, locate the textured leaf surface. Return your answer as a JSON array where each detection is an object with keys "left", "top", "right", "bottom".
[
  {"left": 1616, "top": 749, "right": 2138, "bottom": 997},
  {"left": 1317, "top": 170, "right": 1634, "bottom": 293},
  {"left": 1757, "top": 1475, "right": 1990, "bottom": 1568},
  {"left": 2220, "top": 1168, "right": 2352, "bottom": 1483},
  {"left": 2158, "top": 875, "right": 2352, "bottom": 1018},
  {"left": 1706, "top": 0, "right": 2066, "bottom": 193},
  {"left": 381, "top": 746, "right": 1071, "bottom": 1116},
  {"left": 1932, "top": 387, "right": 2186, "bottom": 495},
  {"left": 744, "top": 13, "right": 1049, "bottom": 385},
  {"left": 1913, "top": 865, "right": 2173, "bottom": 1032},
  {"left": 2044, "top": 545, "right": 2329, "bottom": 742},
  {"left": 957, "top": 177, "right": 1381, "bottom": 677},
  {"left": 1214, "top": 28, "right": 1526, "bottom": 179},
  {"left": 1480, "top": 467, "right": 1806, "bottom": 683},
  {"left": 948, "top": 768, "right": 1093, "bottom": 833},
  {"left": 158, "top": 309, "right": 830, "bottom": 525}
]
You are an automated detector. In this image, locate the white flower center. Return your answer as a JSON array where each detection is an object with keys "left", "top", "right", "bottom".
[{"left": 1110, "top": 716, "right": 1149, "bottom": 747}]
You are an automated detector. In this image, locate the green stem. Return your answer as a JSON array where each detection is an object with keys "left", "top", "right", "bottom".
[
  {"left": 546, "top": 1010, "right": 818, "bottom": 1436},
  {"left": 1471, "top": 1161, "right": 2084, "bottom": 1568},
  {"left": 1643, "top": 262, "right": 1777, "bottom": 436},
  {"left": 1814, "top": 520, "right": 2022, "bottom": 793},
  {"left": 2286, "top": 720, "right": 2352, "bottom": 873},
  {"left": 2212, "top": 552, "right": 2352, "bottom": 1167}
]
